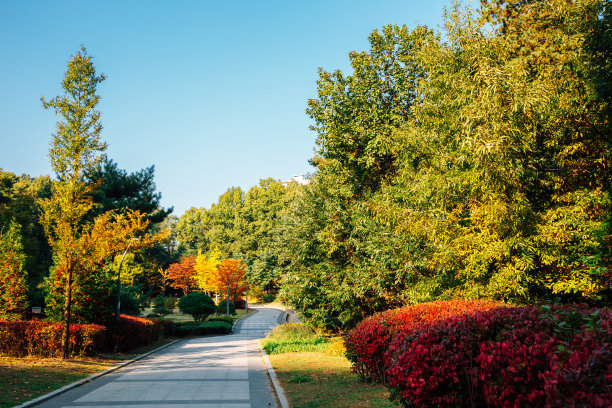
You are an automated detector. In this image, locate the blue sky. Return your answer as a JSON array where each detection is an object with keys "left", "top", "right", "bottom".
[{"left": 0, "top": 0, "right": 448, "bottom": 216}]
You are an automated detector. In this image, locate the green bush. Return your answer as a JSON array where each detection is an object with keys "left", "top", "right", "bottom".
[
  {"left": 208, "top": 315, "right": 234, "bottom": 324},
  {"left": 216, "top": 299, "right": 235, "bottom": 315},
  {"left": 119, "top": 286, "right": 148, "bottom": 316},
  {"left": 178, "top": 292, "right": 215, "bottom": 321},
  {"left": 152, "top": 295, "right": 172, "bottom": 317},
  {"left": 261, "top": 323, "right": 329, "bottom": 354},
  {"left": 173, "top": 321, "right": 232, "bottom": 337}
]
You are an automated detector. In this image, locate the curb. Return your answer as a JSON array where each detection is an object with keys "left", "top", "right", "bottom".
[
  {"left": 13, "top": 339, "right": 183, "bottom": 408},
  {"left": 232, "top": 308, "right": 259, "bottom": 332},
  {"left": 258, "top": 339, "right": 290, "bottom": 408}
]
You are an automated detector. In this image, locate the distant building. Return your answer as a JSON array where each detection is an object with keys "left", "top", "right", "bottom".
[{"left": 281, "top": 174, "right": 310, "bottom": 186}]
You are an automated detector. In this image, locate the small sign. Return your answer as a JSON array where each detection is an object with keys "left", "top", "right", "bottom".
[{"left": 31, "top": 307, "right": 42, "bottom": 314}]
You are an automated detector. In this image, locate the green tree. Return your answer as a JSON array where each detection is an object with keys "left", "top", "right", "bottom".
[
  {"left": 178, "top": 292, "right": 215, "bottom": 321},
  {"left": 0, "top": 220, "right": 28, "bottom": 320},
  {"left": 87, "top": 158, "right": 173, "bottom": 224},
  {"left": 0, "top": 171, "right": 53, "bottom": 305},
  {"left": 278, "top": 0, "right": 611, "bottom": 331}
]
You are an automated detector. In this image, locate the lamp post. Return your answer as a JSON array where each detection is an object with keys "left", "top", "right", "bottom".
[
  {"left": 116, "top": 237, "right": 139, "bottom": 321},
  {"left": 226, "top": 272, "right": 236, "bottom": 316},
  {"left": 245, "top": 283, "right": 250, "bottom": 313}
]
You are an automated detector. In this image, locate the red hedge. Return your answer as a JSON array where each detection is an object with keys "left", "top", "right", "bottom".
[
  {"left": 385, "top": 304, "right": 612, "bottom": 408},
  {"left": 0, "top": 320, "right": 106, "bottom": 357},
  {"left": 105, "top": 314, "right": 166, "bottom": 352},
  {"left": 344, "top": 299, "right": 502, "bottom": 382}
]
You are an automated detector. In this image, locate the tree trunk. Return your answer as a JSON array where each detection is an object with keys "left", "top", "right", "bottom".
[{"left": 61, "top": 269, "right": 72, "bottom": 359}]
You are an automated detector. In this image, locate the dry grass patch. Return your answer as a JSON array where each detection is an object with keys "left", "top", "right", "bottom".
[
  {"left": 0, "top": 337, "right": 177, "bottom": 408},
  {"left": 268, "top": 352, "right": 394, "bottom": 408},
  {"left": 0, "top": 356, "right": 116, "bottom": 408}
]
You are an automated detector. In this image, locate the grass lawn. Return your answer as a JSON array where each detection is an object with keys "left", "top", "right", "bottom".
[
  {"left": 0, "top": 337, "right": 177, "bottom": 408},
  {"left": 268, "top": 352, "right": 395, "bottom": 408}
]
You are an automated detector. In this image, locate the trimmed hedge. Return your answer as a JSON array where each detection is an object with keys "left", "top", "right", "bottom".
[
  {"left": 346, "top": 302, "right": 612, "bottom": 407},
  {"left": 173, "top": 321, "right": 232, "bottom": 337},
  {"left": 344, "top": 299, "right": 502, "bottom": 382},
  {"left": 0, "top": 320, "right": 106, "bottom": 357},
  {"left": 105, "top": 314, "right": 168, "bottom": 352}
]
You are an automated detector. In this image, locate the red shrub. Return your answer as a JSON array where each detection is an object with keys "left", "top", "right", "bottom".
[
  {"left": 385, "top": 304, "right": 612, "bottom": 408},
  {"left": 344, "top": 299, "right": 502, "bottom": 382},
  {"left": 105, "top": 315, "right": 164, "bottom": 352},
  {"left": 0, "top": 320, "right": 105, "bottom": 357},
  {"left": 477, "top": 305, "right": 612, "bottom": 408}
]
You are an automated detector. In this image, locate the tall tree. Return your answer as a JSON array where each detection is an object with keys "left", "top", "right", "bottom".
[
  {"left": 41, "top": 47, "right": 161, "bottom": 357},
  {"left": 41, "top": 47, "right": 107, "bottom": 358}
]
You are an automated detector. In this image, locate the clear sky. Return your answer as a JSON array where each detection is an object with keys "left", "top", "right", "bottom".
[{"left": 0, "top": 0, "right": 448, "bottom": 216}]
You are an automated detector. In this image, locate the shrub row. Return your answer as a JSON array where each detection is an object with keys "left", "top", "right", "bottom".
[
  {"left": 172, "top": 321, "right": 232, "bottom": 337},
  {"left": 105, "top": 315, "right": 169, "bottom": 352},
  {"left": 346, "top": 302, "right": 612, "bottom": 407},
  {"left": 344, "top": 299, "right": 502, "bottom": 382},
  {"left": 0, "top": 320, "right": 106, "bottom": 357}
]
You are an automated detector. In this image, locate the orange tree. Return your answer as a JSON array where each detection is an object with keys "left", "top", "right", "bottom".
[
  {"left": 167, "top": 256, "right": 197, "bottom": 295},
  {"left": 209, "top": 259, "right": 247, "bottom": 302}
]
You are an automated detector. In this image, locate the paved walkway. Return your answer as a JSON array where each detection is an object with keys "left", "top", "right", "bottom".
[{"left": 33, "top": 306, "right": 285, "bottom": 408}]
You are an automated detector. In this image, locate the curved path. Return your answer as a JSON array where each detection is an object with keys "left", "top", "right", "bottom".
[{"left": 32, "top": 306, "right": 284, "bottom": 408}]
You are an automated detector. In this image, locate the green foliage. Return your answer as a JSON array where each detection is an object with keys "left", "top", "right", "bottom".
[
  {"left": 44, "top": 261, "right": 115, "bottom": 324},
  {"left": 152, "top": 295, "right": 172, "bottom": 317},
  {"left": 178, "top": 292, "right": 215, "bottom": 321},
  {"left": 173, "top": 320, "right": 232, "bottom": 336},
  {"left": 175, "top": 179, "right": 301, "bottom": 296},
  {"left": 216, "top": 299, "right": 235, "bottom": 315},
  {"left": 276, "top": 0, "right": 612, "bottom": 331},
  {"left": 174, "top": 0, "right": 611, "bottom": 332},
  {"left": 0, "top": 220, "right": 28, "bottom": 320},
  {"left": 119, "top": 285, "right": 147, "bottom": 316},
  {"left": 0, "top": 171, "right": 53, "bottom": 302},
  {"left": 41, "top": 46, "right": 107, "bottom": 183},
  {"left": 207, "top": 315, "right": 233, "bottom": 324},
  {"left": 86, "top": 158, "right": 172, "bottom": 225},
  {"left": 261, "top": 323, "right": 329, "bottom": 354}
]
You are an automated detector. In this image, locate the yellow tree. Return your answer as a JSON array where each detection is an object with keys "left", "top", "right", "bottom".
[
  {"left": 40, "top": 47, "right": 164, "bottom": 358},
  {"left": 194, "top": 247, "right": 222, "bottom": 292}
]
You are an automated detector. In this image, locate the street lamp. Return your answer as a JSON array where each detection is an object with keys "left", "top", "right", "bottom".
[
  {"left": 227, "top": 272, "right": 236, "bottom": 316},
  {"left": 116, "top": 237, "right": 139, "bottom": 321},
  {"left": 245, "top": 283, "right": 250, "bottom": 313}
]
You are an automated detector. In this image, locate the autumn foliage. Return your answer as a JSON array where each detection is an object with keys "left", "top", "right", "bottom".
[
  {"left": 209, "top": 259, "right": 247, "bottom": 296},
  {"left": 344, "top": 299, "right": 502, "bottom": 382},
  {"left": 105, "top": 314, "right": 167, "bottom": 352},
  {"left": 345, "top": 302, "right": 612, "bottom": 407},
  {"left": 0, "top": 320, "right": 106, "bottom": 357},
  {"left": 167, "top": 256, "right": 197, "bottom": 295},
  {"left": 43, "top": 208, "right": 159, "bottom": 324}
]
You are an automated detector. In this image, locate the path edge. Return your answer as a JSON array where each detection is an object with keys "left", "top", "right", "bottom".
[
  {"left": 258, "top": 339, "right": 290, "bottom": 408},
  {"left": 232, "top": 308, "right": 259, "bottom": 332},
  {"left": 13, "top": 338, "right": 183, "bottom": 408}
]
